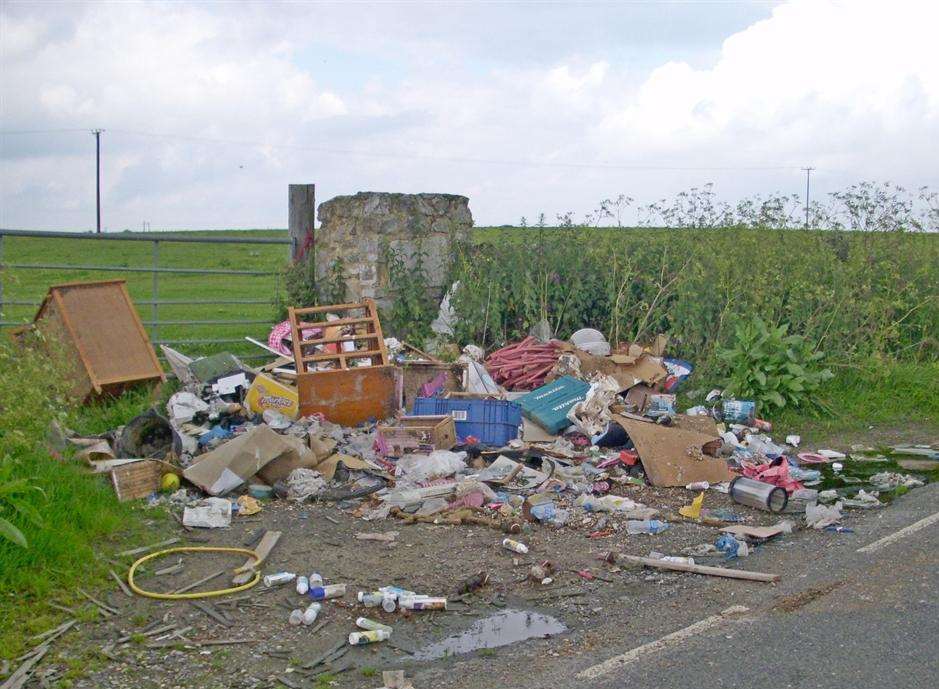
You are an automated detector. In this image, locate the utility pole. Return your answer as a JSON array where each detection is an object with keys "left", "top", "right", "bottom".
[
  {"left": 93, "top": 129, "right": 103, "bottom": 233},
  {"left": 801, "top": 166, "right": 814, "bottom": 229}
]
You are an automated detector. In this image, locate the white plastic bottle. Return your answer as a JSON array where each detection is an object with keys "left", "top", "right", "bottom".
[
  {"left": 309, "top": 572, "right": 323, "bottom": 587},
  {"left": 308, "top": 583, "right": 346, "bottom": 601},
  {"left": 502, "top": 538, "right": 529, "bottom": 554},
  {"left": 302, "top": 602, "right": 321, "bottom": 626},
  {"left": 356, "top": 617, "right": 392, "bottom": 633},
  {"left": 357, "top": 591, "right": 384, "bottom": 607},
  {"left": 288, "top": 609, "right": 303, "bottom": 626},
  {"left": 263, "top": 572, "right": 296, "bottom": 587}
]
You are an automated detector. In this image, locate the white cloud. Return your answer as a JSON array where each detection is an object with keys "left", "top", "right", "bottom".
[{"left": 1, "top": 0, "right": 937, "bottom": 230}]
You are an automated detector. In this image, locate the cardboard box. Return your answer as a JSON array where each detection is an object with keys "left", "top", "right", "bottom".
[{"left": 245, "top": 374, "right": 299, "bottom": 420}]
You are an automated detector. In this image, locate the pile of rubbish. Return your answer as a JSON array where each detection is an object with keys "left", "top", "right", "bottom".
[{"left": 46, "top": 292, "right": 934, "bottom": 566}]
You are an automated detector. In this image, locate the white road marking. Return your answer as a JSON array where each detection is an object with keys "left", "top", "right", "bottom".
[
  {"left": 576, "top": 605, "right": 750, "bottom": 681},
  {"left": 857, "top": 510, "right": 939, "bottom": 554}
]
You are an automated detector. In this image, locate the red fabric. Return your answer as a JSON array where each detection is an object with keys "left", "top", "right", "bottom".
[{"left": 741, "top": 460, "right": 803, "bottom": 494}]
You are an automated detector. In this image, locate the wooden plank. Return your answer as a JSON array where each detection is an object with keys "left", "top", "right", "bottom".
[
  {"left": 118, "top": 537, "right": 180, "bottom": 557},
  {"left": 291, "top": 301, "right": 367, "bottom": 315},
  {"left": 1, "top": 643, "right": 49, "bottom": 689},
  {"left": 623, "top": 555, "right": 779, "bottom": 583},
  {"left": 109, "top": 569, "right": 132, "bottom": 597},
  {"left": 297, "top": 333, "right": 382, "bottom": 347},
  {"left": 77, "top": 588, "right": 119, "bottom": 615},
  {"left": 171, "top": 569, "right": 225, "bottom": 595},
  {"left": 300, "top": 349, "right": 383, "bottom": 364},
  {"left": 232, "top": 530, "right": 281, "bottom": 586}
]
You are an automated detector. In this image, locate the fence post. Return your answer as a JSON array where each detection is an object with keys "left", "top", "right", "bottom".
[
  {"left": 152, "top": 239, "right": 160, "bottom": 343},
  {"left": 0, "top": 233, "right": 4, "bottom": 322},
  {"left": 288, "top": 184, "right": 316, "bottom": 263}
]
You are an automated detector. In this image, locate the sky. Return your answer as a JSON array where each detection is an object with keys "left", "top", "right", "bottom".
[{"left": 1, "top": 0, "right": 937, "bottom": 231}]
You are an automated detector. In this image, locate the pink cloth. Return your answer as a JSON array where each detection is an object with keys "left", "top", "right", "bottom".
[
  {"left": 267, "top": 320, "right": 318, "bottom": 357},
  {"left": 741, "top": 460, "right": 803, "bottom": 494}
]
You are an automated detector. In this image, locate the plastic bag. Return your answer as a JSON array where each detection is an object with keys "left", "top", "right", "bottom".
[{"left": 396, "top": 450, "right": 467, "bottom": 483}]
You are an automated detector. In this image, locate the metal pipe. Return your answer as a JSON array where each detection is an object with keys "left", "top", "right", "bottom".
[{"left": 729, "top": 477, "right": 788, "bottom": 512}]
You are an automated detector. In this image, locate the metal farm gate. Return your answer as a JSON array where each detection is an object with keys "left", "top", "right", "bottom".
[{"left": 0, "top": 228, "right": 293, "bottom": 362}]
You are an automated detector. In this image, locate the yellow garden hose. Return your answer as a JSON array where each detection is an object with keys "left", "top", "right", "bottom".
[{"left": 127, "top": 546, "right": 261, "bottom": 600}]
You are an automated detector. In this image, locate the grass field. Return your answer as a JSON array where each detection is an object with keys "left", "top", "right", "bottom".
[{"left": 0, "top": 229, "right": 290, "bottom": 361}]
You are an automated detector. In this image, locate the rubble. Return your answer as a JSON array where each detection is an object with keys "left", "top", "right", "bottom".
[{"left": 37, "top": 295, "right": 936, "bottom": 685}]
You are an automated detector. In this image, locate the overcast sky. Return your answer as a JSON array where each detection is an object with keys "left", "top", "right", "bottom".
[{"left": 1, "top": 0, "right": 937, "bottom": 231}]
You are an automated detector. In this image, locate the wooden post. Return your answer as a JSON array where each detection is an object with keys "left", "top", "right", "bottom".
[{"left": 288, "top": 184, "right": 316, "bottom": 262}]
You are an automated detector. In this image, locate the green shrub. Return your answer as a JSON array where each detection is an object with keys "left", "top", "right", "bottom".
[{"left": 718, "top": 316, "right": 833, "bottom": 412}]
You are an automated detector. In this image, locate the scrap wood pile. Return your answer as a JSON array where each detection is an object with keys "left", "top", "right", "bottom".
[{"left": 23, "top": 283, "right": 935, "bottom": 620}]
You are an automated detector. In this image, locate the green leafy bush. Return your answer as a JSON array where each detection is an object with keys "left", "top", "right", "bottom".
[{"left": 718, "top": 316, "right": 833, "bottom": 412}]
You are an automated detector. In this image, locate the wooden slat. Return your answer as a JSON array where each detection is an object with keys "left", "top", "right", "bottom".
[
  {"left": 301, "top": 349, "right": 383, "bottom": 364},
  {"left": 295, "top": 316, "right": 374, "bottom": 330},
  {"left": 290, "top": 301, "right": 367, "bottom": 315},
  {"left": 297, "top": 333, "right": 381, "bottom": 347},
  {"left": 289, "top": 299, "right": 389, "bottom": 375}
]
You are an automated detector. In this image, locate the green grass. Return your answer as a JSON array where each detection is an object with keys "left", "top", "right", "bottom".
[
  {"left": 772, "top": 358, "right": 939, "bottom": 443},
  {"left": 0, "top": 338, "right": 170, "bottom": 661}
]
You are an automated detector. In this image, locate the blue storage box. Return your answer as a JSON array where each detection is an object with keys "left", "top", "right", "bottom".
[
  {"left": 516, "top": 376, "right": 590, "bottom": 434},
  {"left": 411, "top": 397, "right": 521, "bottom": 447}
]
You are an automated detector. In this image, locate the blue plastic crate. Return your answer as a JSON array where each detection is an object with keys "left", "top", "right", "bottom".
[{"left": 411, "top": 397, "right": 521, "bottom": 447}]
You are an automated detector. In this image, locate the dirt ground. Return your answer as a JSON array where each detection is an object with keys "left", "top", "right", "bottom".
[
  {"left": 20, "top": 426, "right": 935, "bottom": 689},
  {"left": 32, "top": 484, "right": 856, "bottom": 689}
]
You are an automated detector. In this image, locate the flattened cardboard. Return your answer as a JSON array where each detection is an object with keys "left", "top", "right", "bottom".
[
  {"left": 311, "top": 453, "right": 371, "bottom": 480},
  {"left": 721, "top": 523, "right": 789, "bottom": 539},
  {"left": 183, "top": 425, "right": 303, "bottom": 495},
  {"left": 613, "top": 413, "right": 731, "bottom": 487},
  {"left": 255, "top": 433, "right": 317, "bottom": 484},
  {"left": 574, "top": 350, "right": 668, "bottom": 391}
]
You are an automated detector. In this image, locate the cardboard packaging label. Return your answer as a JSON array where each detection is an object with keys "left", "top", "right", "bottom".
[{"left": 246, "top": 374, "right": 299, "bottom": 420}]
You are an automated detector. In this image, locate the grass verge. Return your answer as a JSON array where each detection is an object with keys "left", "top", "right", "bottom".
[{"left": 0, "top": 338, "right": 165, "bottom": 661}]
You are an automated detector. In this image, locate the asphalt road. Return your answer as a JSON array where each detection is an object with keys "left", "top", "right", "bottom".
[{"left": 578, "top": 483, "right": 939, "bottom": 689}]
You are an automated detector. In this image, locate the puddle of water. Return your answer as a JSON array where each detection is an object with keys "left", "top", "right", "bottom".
[{"left": 411, "top": 609, "right": 567, "bottom": 661}]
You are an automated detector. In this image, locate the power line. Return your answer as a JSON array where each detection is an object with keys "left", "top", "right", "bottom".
[{"left": 100, "top": 127, "right": 804, "bottom": 172}]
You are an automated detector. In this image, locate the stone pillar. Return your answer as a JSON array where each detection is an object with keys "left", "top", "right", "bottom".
[
  {"left": 314, "top": 192, "right": 472, "bottom": 307},
  {"left": 288, "top": 184, "right": 316, "bottom": 262}
]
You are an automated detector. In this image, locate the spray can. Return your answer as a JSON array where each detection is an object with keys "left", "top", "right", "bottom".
[
  {"left": 356, "top": 617, "right": 392, "bottom": 633},
  {"left": 357, "top": 591, "right": 385, "bottom": 607},
  {"left": 400, "top": 596, "right": 447, "bottom": 611},
  {"left": 263, "top": 572, "right": 296, "bottom": 587},
  {"left": 296, "top": 575, "right": 309, "bottom": 595},
  {"left": 308, "top": 583, "right": 346, "bottom": 601},
  {"left": 348, "top": 629, "right": 390, "bottom": 645},
  {"left": 502, "top": 538, "right": 529, "bottom": 554},
  {"left": 302, "top": 602, "right": 321, "bottom": 626}
]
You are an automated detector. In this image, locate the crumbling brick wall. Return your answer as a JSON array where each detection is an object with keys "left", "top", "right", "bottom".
[{"left": 315, "top": 192, "right": 472, "bottom": 307}]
